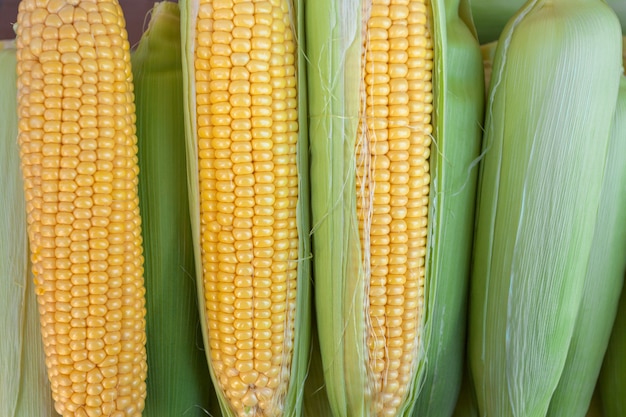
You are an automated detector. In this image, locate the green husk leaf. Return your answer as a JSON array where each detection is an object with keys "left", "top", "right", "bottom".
[
  {"left": 410, "top": 0, "right": 484, "bottom": 415},
  {"left": 180, "top": 0, "right": 311, "bottom": 415},
  {"left": 546, "top": 76, "right": 626, "bottom": 417},
  {"left": 305, "top": 0, "right": 364, "bottom": 414},
  {"left": 307, "top": 0, "right": 483, "bottom": 416},
  {"left": 303, "top": 312, "right": 334, "bottom": 417},
  {"left": 471, "top": 0, "right": 626, "bottom": 43},
  {"left": 132, "top": 3, "right": 215, "bottom": 416},
  {"left": 0, "top": 45, "right": 59, "bottom": 417},
  {"left": 468, "top": 1, "right": 622, "bottom": 416}
]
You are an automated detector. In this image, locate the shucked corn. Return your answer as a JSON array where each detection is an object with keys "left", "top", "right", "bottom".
[
  {"left": 180, "top": 0, "right": 311, "bottom": 416},
  {"left": 15, "top": 0, "right": 147, "bottom": 415}
]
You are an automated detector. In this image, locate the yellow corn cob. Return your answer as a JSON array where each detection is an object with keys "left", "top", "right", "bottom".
[
  {"left": 180, "top": 0, "right": 311, "bottom": 416},
  {"left": 15, "top": 0, "right": 147, "bottom": 415},
  {"left": 306, "top": 0, "right": 485, "bottom": 415},
  {"left": 355, "top": 1, "right": 433, "bottom": 414}
]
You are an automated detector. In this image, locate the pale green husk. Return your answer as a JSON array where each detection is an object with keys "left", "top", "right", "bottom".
[
  {"left": 179, "top": 0, "right": 311, "bottom": 416},
  {"left": 306, "top": 0, "right": 484, "bottom": 416},
  {"left": 302, "top": 314, "right": 334, "bottom": 417},
  {"left": 0, "top": 46, "right": 59, "bottom": 417},
  {"left": 131, "top": 3, "right": 215, "bottom": 416},
  {"left": 471, "top": 0, "right": 626, "bottom": 43},
  {"left": 468, "top": 1, "right": 622, "bottom": 416},
  {"left": 546, "top": 76, "right": 626, "bottom": 417}
]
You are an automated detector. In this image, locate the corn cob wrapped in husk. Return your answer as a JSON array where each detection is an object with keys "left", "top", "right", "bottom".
[
  {"left": 131, "top": 2, "right": 216, "bottom": 415},
  {"left": 545, "top": 75, "right": 626, "bottom": 416},
  {"left": 468, "top": 1, "right": 623, "bottom": 417},
  {"left": 1, "top": 43, "right": 60, "bottom": 417},
  {"left": 306, "top": 0, "right": 484, "bottom": 415},
  {"left": 180, "top": 0, "right": 312, "bottom": 415}
]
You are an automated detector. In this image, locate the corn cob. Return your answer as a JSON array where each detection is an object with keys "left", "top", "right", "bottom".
[
  {"left": 131, "top": 2, "right": 216, "bottom": 415},
  {"left": 15, "top": 0, "right": 148, "bottom": 415},
  {"left": 180, "top": 0, "right": 311, "bottom": 416},
  {"left": 1, "top": 44, "right": 60, "bottom": 417},
  {"left": 306, "top": 0, "right": 484, "bottom": 416},
  {"left": 468, "top": 1, "right": 622, "bottom": 416}
]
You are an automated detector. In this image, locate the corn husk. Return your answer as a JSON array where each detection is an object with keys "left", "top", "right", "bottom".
[
  {"left": 410, "top": 0, "right": 484, "bottom": 414},
  {"left": 546, "top": 75, "right": 626, "bottom": 416},
  {"left": 0, "top": 45, "right": 59, "bottom": 417},
  {"left": 303, "top": 312, "right": 334, "bottom": 417},
  {"left": 468, "top": 1, "right": 622, "bottom": 416},
  {"left": 306, "top": 0, "right": 484, "bottom": 415},
  {"left": 179, "top": 0, "right": 312, "bottom": 415},
  {"left": 131, "top": 3, "right": 215, "bottom": 416}
]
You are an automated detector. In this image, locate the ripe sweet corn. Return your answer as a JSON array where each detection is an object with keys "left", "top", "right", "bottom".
[
  {"left": 180, "top": 0, "right": 311, "bottom": 415},
  {"left": 15, "top": 0, "right": 148, "bottom": 415},
  {"left": 306, "top": 0, "right": 484, "bottom": 416}
]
